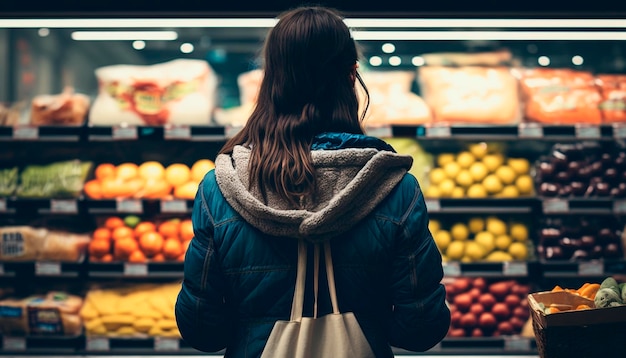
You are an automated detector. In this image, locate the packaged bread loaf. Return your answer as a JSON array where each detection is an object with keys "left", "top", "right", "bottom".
[
  {"left": 518, "top": 68, "right": 602, "bottom": 124},
  {"left": 418, "top": 65, "right": 521, "bottom": 124},
  {"left": 0, "top": 226, "right": 89, "bottom": 262},
  {"left": 595, "top": 74, "right": 626, "bottom": 123}
]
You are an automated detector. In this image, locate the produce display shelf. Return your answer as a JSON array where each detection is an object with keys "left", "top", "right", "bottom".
[
  {"left": 85, "top": 199, "right": 194, "bottom": 215},
  {"left": 425, "top": 198, "right": 536, "bottom": 214},
  {"left": 86, "top": 125, "right": 227, "bottom": 142},
  {"left": 87, "top": 262, "right": 184, "bottom": 278},
  {"left": 541, "top": 197, "right": 626, "bottom": 215},
  {"left": 0, "top": 125, "right": 83, "bottom": 142},
  {"left": 442, "top": 261, "right": 539, "bottom": 278},
  {"left": 0, "top": 335, "right": 538, "bottom": 356},
  {"left": 0, "top": 262, "right": 83, "bottom": 278},
  {"left": 541, "top": 259, "right": 626, "bottom": 277}
]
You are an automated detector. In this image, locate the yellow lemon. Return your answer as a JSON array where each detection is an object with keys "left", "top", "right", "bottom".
[
  {"left": 438, "top": 179, "right": 456, "bottom": 197},
  {"left": 443, "top": 162, "right": 461, "bottom": 179},
  {"left": 165, "top": 163, "right": 191, "bottom": 187},
  {"left": 467, "top": 184, "right": 488, "bottom": 198},
  {"left": 474, "top": 231, "right": 496, "bottom": 253},
  {"left": 428, "top": 219, "right": 441, "bottom": 233},
  {"left": 468, "top": 217, "right": 485, "bottom": 234},
  {"left": 494, "top": 165, "right": 517, "bottom": 185},
  {"left": 455, "top": 170, "right": 474, "bottom": 188},
  {"left": 508, "top": 242, "right": 528, "bottom": 260},
  {"left": 437, "top": 153, "right": 456, "bottom": 167},
  {"left": 138, "top": 161, "right": 165, "bottom": 180},
  {"left": 445, "top": 241, "right": 465, "bottom": 260},
  {"left": 465, "top": 241, "right": 487, "bottom": 261},
  {"left": 451, "top": 223, "right": 470, "bottom": 241},
  {"left": 429, "top": 168, "right": 448, "bottom": 185},
  {"left": 190, "top": 159, "right": 215, "bottom": 183},
  {"left": 456, "top": 151, "right": 476, "bottom": 169},
  {"left": 451, "top": 186, "right": 465, "bottom": 198},
  {"left": 498, "top": 185, "right": 520, "bottom": 198},
  {"left": 486, "top": 251, "right": 513, "bottom": 262},
  {"left": 486, "top": 217, "right": 507, "bottom": 236},
  {"left": 468, "top": 142, "right": 489, "bottom": 159},
  {"left": 469, "top": 162, "right": 489, "bottom": 182},
  {"left": 482, "top": 153, "right": 505, "bottom": 173},
  {"left": 515, "top": 175, "right": 534, "bottom": 195},
  {"left": 494, "top": 234, "right": 513, "bottom": 251},
  {"left": 433, "top": 230, "right": 452, "bottom": 251},
  {"left": 510, "top": 223, "right": 529, "bottom": 242},
  {"left": 507, "top": 158, "right": 530, "bottom": 175},
  {"left": 424, "top": 186, "right": 441, "bottom": 198},
  {"left": 482, "top": 174, "right": 503, "bottom": 195}
]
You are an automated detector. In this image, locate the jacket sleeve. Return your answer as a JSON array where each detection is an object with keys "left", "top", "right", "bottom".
[
  {"left": 388, "top": 175, "right": 450, "bottom": 352},
  {"left": 175, "top": 174, "right": 234, "bottom": 352}
]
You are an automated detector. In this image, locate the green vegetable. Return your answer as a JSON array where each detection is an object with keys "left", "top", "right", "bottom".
[
  {"left": 594, "top": 287, "right": 622, "bottom": 308},
  {"left": 16, "top": 160, "right": 92, "bottom": 198},
  {"left": 600, "top": 277, "right": 622, "bottom": 296},
  {"left": 0, "top": 167, "right": 18, "bottom": 196},
  {"left": 620, "top": 282, "right": 626, "bottom": 303}
]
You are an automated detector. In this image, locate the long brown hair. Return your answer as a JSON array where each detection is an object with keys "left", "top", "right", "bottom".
[{"left": 219, "top": 6, "right": 370, "bottom": 207}]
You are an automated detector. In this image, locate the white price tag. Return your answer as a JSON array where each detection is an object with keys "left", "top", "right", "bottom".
[
  {"left": 365, "top": 125, "right": 392, "bottom": 138},
  {"left": 35, "top": 262, "right": 61, "bottom": 276},
  {"left": 613, "top": 123, "right": 626, "bottom": 139},
  {"left": 575, "top": 124, "right": 601, "bottom": 139},
  {"left": 112, "top": 125, "right": 138, "bottom": 139},
  {"left": 578, "top": 261, "right": 604, "bottom": 276},
  {"left": 12, "top": 125, "right": 38, "bottom": 140},
  {"left": 613, "top": 200, "right": 626, "bottom": 214},
  {"left": 225, "top": 125, "right": 243, "bottom": 138},
  {"left": 164, "top": 125, "right": 191, "bottom": 140},
  {"left": 154, "top": 337, "right": 180, "bottom": 351},
  {"left": 116, "top": 199, "right": 143, "bottom": 213},
  {"left": 503, "top": 261, "right": 528, "bottom": 276},
  {"left": 160, "top": 199, "right": 188, "bottom": 213},
  {"left": 50, "top": 199, "right": 78, "bottom": 214},
  {"left": 124, "top": 263, "right": 148, "bottom": 276},
  {"left": 86, "top": 337, "right": 110, "bottom": 351},
  {"left": 425, "top": 125, "right": 451, "bottom": 138},
  {"left": 443, "top": 262, "right": 461, "bottom": 277},
  {"left": 0, "top": 198, "right": 6, "bottom": 212},
  {"left": 504, "top": 337, "right": 531, "bottom": 351},
  {"left": 425, "top": 199, "right": 441, "bottom": 212},
  {"left": 542, "top": 199, "right": 569, "bottom": 213},
  {"left": 3, "top": 336, "right": 26, "bottom": 351},
  {"left": 518, "top": 123, "right": 543, "bottom": 138}
]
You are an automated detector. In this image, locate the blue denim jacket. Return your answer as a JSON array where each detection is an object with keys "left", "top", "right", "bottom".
[{"left": 175, "top": 133, "right": 450, "bottom": 357}]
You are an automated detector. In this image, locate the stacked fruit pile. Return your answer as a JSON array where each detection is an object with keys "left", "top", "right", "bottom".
[
  {"left": 424, "top": 143, "right": 533, "bottom": 198},
  {"left": 445, "top": 277, "right": 531, "bottom": 337},
  {"left": 88, "top": 216, "right": 193, "bottom": 263},
  {"left": 80, "top": 282, "right": 180, "bottom": 337},
  {"left": 535, "top": 142, "right": 626, "bottom": 197},
  {"left": 430, "top": 216, "right": 532, "bottom": 262},
  {"left": 537, "top": 216, "right": 623, "bottom": 261},
  {"left": 83, "top": 159, "right": 214, "bottom": 200}
]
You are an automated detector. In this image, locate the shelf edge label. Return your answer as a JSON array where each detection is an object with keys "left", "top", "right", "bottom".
[
  {"left": 613, "top": 123, "right": 626, "bottom": 139},
  {"left": 542, "top": 199, "right": 569, "bottom": 213},
  {"left": 115, "top": 199, "right": 143, "bottom": 213},
  {"left": 503, "top": 261, "right": 528, "bottom": 276},
  {"left": 160, "top": 199, "right": 188, "bottom": 213},
  {"left": 504, "top": 337, "right": 531, "bottom": 351},
  {"left": 12, "top": 125, "right": 39, "bottom": 140},
  {"left": 164, "top": 125, "right": 191, "bottom": 140},
  {"left": 3, "top": 336, "right": 26, "bottom": 351},
  {"left": 112, "top": 125, "right": 138, "bottom": 139},
  {"left": 86, "top": 336, "right": 110, "bottom": 351},
  {"left": 50, "top": 199, "right": 78, "bottom": 214},
  {"left": 575, "top": 124, "right": 601, "bottom": 139},
  {"left": 154, "top": 337, "right": 180, "bottom": 351},
  {"left": 442, "top": 262, "right": 461, "bottom": 276},
  {"left": 613, "top": 200, "right": 626, "bottom": 214},
  {"left": 425, "top": 199, "right": 441, "bottom": 212},
  {"left": 35, "top": 261, "right": 62, "bottom": 276},
  {"left": 578, "top": 261, "right": 604, "bottom": 276},
  {"left": 518, "top": 123, "right": 543, "bottom": 138},
  {"left": 425, "top": 125, "right": 451, "bottom": 138},
  {"left": 364, "top": 125, "right": 392, "bottom": 138},
  {"left": 124, "top": 263, "right": 148, "bottom": 276}
]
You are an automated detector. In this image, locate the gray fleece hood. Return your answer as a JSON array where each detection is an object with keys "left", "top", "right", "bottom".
[{"left": 214, "top": 136, "right": 413, "bottom": 243}]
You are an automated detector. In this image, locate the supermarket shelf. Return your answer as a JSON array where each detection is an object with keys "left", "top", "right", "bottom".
[
  {"left": 87, "top": 125, "right": 227, "bottom": 141},
  {"left": 87, "top": 262, "right": 184, "bottom": 278},
  {"left": 424, "top": 198, "right": 536, "bottom": 214},
  {"left": 0, "top": 125, "right": 83, "bottom": 142},
  {"left": 0, "top": 262, "right": 83, "bottom": 278},
  {"left": 443, "top": 261, "right": 539, "bottom": 278},
  {"left": 541, "top": 197, "right": 626, "bottom": 215},
  {"left": 541, "top": 259, "right": 626, "bottom": 277},
  {"left": 0, "top": 335, "right": 537, "bottom": 355},
  {"left": 85, "top": 199, "right": 193, "bottom": 215}
]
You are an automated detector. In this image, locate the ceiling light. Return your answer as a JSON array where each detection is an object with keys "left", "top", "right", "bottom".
[
  {"left": 381, "top": 43, "right": 395, "bottom": 53},
  {"left": 351, "top": 31, "right": 626, "bottom": 41},
  {"left": 369, "top": 56, "right": 383, "bottom": 67},
  {"left": 37, "top": 28, "right": 49, "bottom": 37},
  {"left": 132, "top": 40, "right": 146, "bottom": 50},
  {"left": 572, "top": 55, "right": 584, "bottom": 65},
  {"left": 538, "top": 56, "right": 551, "bottom": 66},
  {"left": 412, "top": 56, "right": 425, "bottom": 66},
  {"left": 180, "top": 43, "right": 194, "bottom": 53},
  {"left": 389, "top": 56, "right": 402, "bottom": 66},
  {"left": 70, "top": 31, "right": 178, "bottom": 41}
]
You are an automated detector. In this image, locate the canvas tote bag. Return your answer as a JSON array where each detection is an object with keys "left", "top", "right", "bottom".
[{"left": 260, "top": 239, "right": 375, "bottom": 358}]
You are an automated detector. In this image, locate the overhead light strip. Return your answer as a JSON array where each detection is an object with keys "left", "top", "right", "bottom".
[
  {"left": 351, "top": 31, "right": 626, "bottom": 41},
  {"left": 1, "top": 18, "right": 626, "bottom": 29},
  {"left": 70, "top": 31, "right": 178, "bottom": 41}
]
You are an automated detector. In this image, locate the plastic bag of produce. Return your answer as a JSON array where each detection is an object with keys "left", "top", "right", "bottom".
[
  {"left": 360, "top": 71, "right": 433, "bottom": 126},
  {"left": 517, "top": 68, "right": 602, "bottom": 124},
  {"left": 418, "top": 65, "right": 521, "bottom": 124},
  {"left": 16, "top": 160, "right": 92, "bottom": 198},
  {"left": 89, "top": 59, "right": 217, "bottom": 126},
  {"left": 30, "top": 87, "right": 90, "bottom": 126},
  {"left": 0, "top": 226, "right": 89, "bottom": 262},
  {"left": 595, "top": 74, "right": 626, "bottom": 123},
  {"left": 0, "top": 167, "right": 18, "bottom": 196}
]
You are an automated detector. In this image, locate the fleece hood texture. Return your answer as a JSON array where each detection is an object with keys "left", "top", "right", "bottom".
[{"left": 214, "top": 132, "right": 413, "bottom": 243}]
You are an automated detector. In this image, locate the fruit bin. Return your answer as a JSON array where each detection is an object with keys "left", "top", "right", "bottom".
[{"left": 528, "top": 290, "right": 626, "bottom": 358}]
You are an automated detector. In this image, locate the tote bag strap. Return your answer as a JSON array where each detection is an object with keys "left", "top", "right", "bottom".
[
  {"left": 323, "top": 241, "right": 340, "bottom": 314},
  {"left": 290, "top": 239, "right": 308, "bottom": 321}
]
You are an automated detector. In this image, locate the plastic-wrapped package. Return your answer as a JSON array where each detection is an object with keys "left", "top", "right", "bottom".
[
  {"left": 595, "top": 74, "right": 626, "bottom": 123},
  {"left": 517, "top": 68, "right": 603, "bottom": 124},
  {"left": 0, "top": 226, "right": 90, "bottom": 262},
  {"left": 418, "top": 66, "right": 521, "bottom": 124},
  {"left": 89, "top": 59, "right": 217, "bottom": 126},
  {"left": 360, "top": 71, "right": 433, "bottom": 126},
  {"left": 30, "top": 87, "right": 90, "bottom": 126}
]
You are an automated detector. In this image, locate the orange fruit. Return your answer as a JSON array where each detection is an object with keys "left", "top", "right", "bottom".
[
  {"left": 177, "top": 253, "right": 186, "bottom": 262},
  {"left": 89, "top": 238, "right": 111, "bottom": 258},
  {"left": 84, "top": 179, "right": 103, "bottom": 199},
  {"left": 165, "top": 163, "right": 191, "bottom": 187},
  {"left": 173, "top": 181, "right": 198, "bottom": 200},
  {"left": 114, "top": 237, "right": 139, "bottom": 260},
  {"left": 100, "top": 253, "right": 114, "bottom": 263},
  {"left": 134, "top": 222, "right": 156, "bottom": 237},
  {"left": 112, "top": 226, "right": 135, "bottom": 241},
  {"left": 95, "top": 163, "right": 116, "bottom": 180},
  {"left": 182, "top": 239, "right": 191, "bottom": 253},
  {"left": 180, "top": 219, "right": 194, "bottom": 241},
  {"left": 104, "top": 217, "right": 125, "bottom": 230},
  {"left": 136, "top": 179, "right": 172, "bottom": 199},
  {"left": 128, "top": 249, "right": 147, "bottom": 263},
  {"left": 116, "top": 162, "right": 139, "bottom": 181},
  {"left": 162, "top": 238, "right": 183, "bottom": 260},
  {"left": 138, "top": 161, "right": 166, "bottom": 180},
  {"left": 151, "top": 253, "right": 165, "bottom": 262},
  {"left": 158, "top": 220, "right": 180, "bottom": 238},
  {"left": 190, "top": 159, "right": 215, "bottom": 182},
  {"left": 92, "top": 228, "right": 111, "bottom": 242},
  {"left": 139, "top": 232, "right": 164, "bottom": 257}
]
